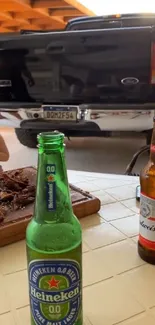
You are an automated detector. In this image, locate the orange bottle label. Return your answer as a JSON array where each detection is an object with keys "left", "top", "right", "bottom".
[{"left": 139, "top": 193, "right": 155, "bottom": 250}]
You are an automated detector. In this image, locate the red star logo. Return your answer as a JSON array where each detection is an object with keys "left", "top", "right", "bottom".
[
  {"left": 48, "top": 175, "right": 54, "bottom": 182},
  {"left": 47, "top": 276, "right": 60, "bottom": 289}
]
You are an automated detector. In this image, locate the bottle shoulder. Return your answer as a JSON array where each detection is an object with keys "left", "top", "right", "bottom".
[
  {"left": 26, "top": 215, "right": 82, "bottom": 254},
  {"left": 141, "top": 160, "right": 155, "bottom": 176},
  {"left": 140, "top": 160, "right": 155, "bottom": 197}
]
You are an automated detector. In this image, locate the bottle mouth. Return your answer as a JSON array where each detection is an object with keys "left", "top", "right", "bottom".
[{"left": 38, "top": 131, "right": 64, "bottom": 146}]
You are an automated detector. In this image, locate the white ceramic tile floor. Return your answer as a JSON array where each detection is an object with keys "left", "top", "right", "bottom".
[
  {"left": 0, "top": 240, "right": 26, "bottom": 275},
  {"left": 73, "top": 181, "right": 100, "bottom": 192},
  {"left": 5, "top": 270, "right": 29, "bottom": 309},
  {"left": 84, "top": 278, "right": 144, "bottom": 325},
  {"left": 90, "top": 177, "right": 133, "bottom": 189},
  {"left": 93, "top": 239, "right": 145, "bottom": 276},
  {"left": 82, "top": 241, "right": 90, "bottom": 253},
  {"left": 121, "top": 198, "right": 140, "bottom": 213},
  {"left": 106, "top": 185, "right": 136, "bottom": 201},
  {"left": 132, "top": 235, "right": 139, "bottom": 243},
  {"left": 79, "top": 213, "right": 104, "bottom": 229},
  {"left": 90, "top": 190, "right": 116, "bottom": 205},
  {"left": 111, "top": 214, "right": 139, "bottom": 237},
  {"left": 0, "top": 312, "right": 16, "bottom": 325},
  {"left": 99, "top": 201, "right": 134, "bottom": 221},
  {"left": 83, "top": 250, "right": 113, "bottom": 286},
  {"left": 83, "top": 222, "right": 126, "bottom": 249},
  {"left": 0, "top": 275, "right": 11, "bottom": 315},
  {"left": 120, "top": 264, "right": 155, "bottom": 308},
  {"left": 16, "top": 306, "right": 30, "bottom": 325},
  {"left": 118, "top": 313, "right": 155, "bottom": 325}
]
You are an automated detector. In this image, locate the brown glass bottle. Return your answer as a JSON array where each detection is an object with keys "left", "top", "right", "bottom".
[{"left": 138, "top": 119, "right": 155, "bottom": 264}]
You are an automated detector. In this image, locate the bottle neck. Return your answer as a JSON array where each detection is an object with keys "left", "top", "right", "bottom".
[
  {"left": 34, "top": 145, "right": 72, "bottom": 223},
  {"left": 150, "top": 122, "right": 155, "bottom": 163}
]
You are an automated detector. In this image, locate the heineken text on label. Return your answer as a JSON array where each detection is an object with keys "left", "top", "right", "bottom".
[
  {"left": 139, "top": 193, "right": 155, "bottom": 250},
  {"left": 29, "top": 260, "right": 81, "bottom": 325},
  {"left": 46, "top": 164, "right": 56, "bottom": 211}
]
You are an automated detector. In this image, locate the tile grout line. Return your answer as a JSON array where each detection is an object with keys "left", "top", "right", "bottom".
[
  {"left": 83, "top": 276, "right": 113, "bottom": 289},
  {"left": 12, "top": 308, "right": 18, "bottom": 325},
  {"left": 112, "top": 310, "right": 147, "bottom": 325},
  {"left": 117, "top": 263, "right": 146, "bottom": 276},
  {"left": 83, "top": 264, "right": 146, "bottom": 290},
  {"left": 86, "top": 316, "right": 94, "bottom": 325},
  {"left": 16, "top": 304, "right": 29, "bottom": 311},
  {"left": 83, "top": 236, "right": 131, "bottom": 253},
  {"left": 109, "top": 220, "right": 138, "bottom": 239},
  {"left": 0, "top": 310, "right": 11, "bottom": 317},
  {"left": 94, "top": 237, "right": 128, "bottom": 250},
  {"left": 102, "top": 213, "right": 137, "bottom": 222},
  {"left": 120, "top": 199, "right": 140, "bottom": 211},
  {"left": 4, "top": 268, "right": 27, "bottom": 276}
]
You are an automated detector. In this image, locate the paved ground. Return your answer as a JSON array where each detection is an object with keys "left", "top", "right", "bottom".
[{"left": 0, "top": 128, "right": 148, "bottom": 175}]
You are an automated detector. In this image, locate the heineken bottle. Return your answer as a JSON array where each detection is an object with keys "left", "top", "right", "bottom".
[{"left": 26, "top": 132, "right": 82, "bottom": 325}]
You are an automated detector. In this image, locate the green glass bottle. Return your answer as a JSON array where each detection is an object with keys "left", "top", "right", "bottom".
[{"left": 26, "top": 131, "right": 82, "bottom": 325}]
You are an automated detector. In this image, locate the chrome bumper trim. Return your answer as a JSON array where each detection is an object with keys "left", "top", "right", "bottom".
[{"left": 0, "top": 105, "right": 154, "bottom": 131}]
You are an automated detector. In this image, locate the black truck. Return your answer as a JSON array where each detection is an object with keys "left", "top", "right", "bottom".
[{"left": 1, "top": 13, "right": 155, "bottom": 147}]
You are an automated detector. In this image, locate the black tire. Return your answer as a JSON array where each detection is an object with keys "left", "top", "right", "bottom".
[
  {"left": 146, "top": 129, "right": 153, "bottom": 146},
  {"left": 15, "top": 128, "right": 37, "bottom": 148}
]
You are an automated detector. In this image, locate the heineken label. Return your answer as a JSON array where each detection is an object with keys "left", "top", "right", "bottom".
[
  {"left": 46, "top": 164, "right": 56, "bottom": 211},
  {"left": 29, "top": 259, "right": 81, "bottom": 325}
]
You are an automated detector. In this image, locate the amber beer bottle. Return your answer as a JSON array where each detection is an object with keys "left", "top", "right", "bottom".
[{"left": 138, "top": 118, "right": 155, "bottom": 264}]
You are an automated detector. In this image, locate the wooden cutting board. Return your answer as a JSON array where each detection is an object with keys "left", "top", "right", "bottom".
[{"left": 0, "top": 167, "right": 100, "bottom": 247}]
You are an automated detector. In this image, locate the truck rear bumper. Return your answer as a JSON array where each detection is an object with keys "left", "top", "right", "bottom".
[
  {"left": 0, "top": 105, "right": 154, "bottom": 132},
  {"left": 20, "top": 119, "right": 100, "bottom": 131}
]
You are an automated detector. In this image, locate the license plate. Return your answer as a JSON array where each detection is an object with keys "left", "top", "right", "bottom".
[{"left": 43, "top": 106, "right": 77, "bottom": 121}]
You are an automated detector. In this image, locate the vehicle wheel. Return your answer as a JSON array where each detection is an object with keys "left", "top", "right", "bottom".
[
  {"left": 146, "top": 129, "right": 153, "bottom": 146},
  {"left": 15, "top": 128, "right": 37, "bottom": 148}
]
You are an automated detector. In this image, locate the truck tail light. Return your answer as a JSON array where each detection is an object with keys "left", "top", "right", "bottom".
[{"left": 150, "top": 43, "right": 155, "bottom": 84}]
